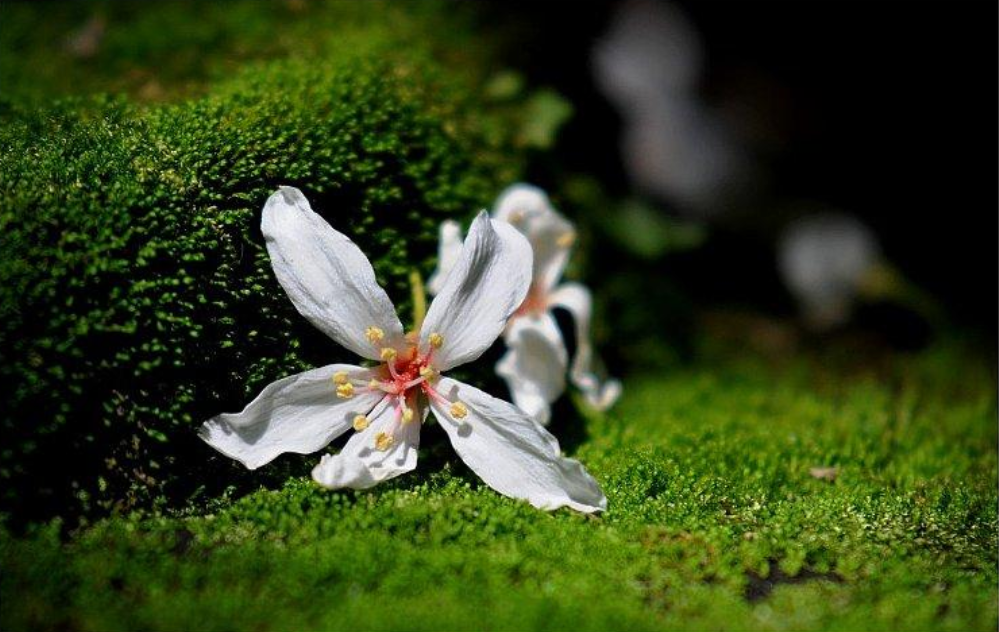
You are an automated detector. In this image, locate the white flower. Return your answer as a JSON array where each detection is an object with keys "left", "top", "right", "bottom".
[
  {"left": 591, "top": 0, "right": 747, "bottom": 215},
  {"left": 778, "top": 212, "right": 881, "bottom": 329},
  {"left": 429, "top": 184, "right": 622, "bottom": 426},
  {"left": 199, "top": 186, "right": 606, "bottom": 513}
]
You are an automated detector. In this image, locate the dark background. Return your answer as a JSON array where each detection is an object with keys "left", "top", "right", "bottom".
[{"left": 489, "top": 0, "right": 997, "bottom": 338}]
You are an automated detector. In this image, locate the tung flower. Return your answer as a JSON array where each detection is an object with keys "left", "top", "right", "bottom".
[
  {"left": 777, "top": 212, "right": 881, "bottom": 329},
  {"left": 200, "top": 186, "right": 606, "bottom": 513},
  {"left": 429, "top": 184, "right": 621, "bottom": 426}
]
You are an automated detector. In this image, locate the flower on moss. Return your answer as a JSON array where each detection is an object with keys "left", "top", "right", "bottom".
[
  {"left": 199, "top": 186, "right": 606, "bottom": 513},
  {"left": 429, "top": 184, "right": 621, "bottom": 426}
]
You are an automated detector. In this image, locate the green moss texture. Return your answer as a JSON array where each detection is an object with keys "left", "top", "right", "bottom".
[
  {"left": 0, "top": 3, "right": 528, "bottom": 519},
  {"left": 2, "top": 337, "right": 995, "bottom": 631}
]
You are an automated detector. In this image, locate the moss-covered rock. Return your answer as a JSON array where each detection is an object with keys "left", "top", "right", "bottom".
[{"left": 0, "top": 26, "right": 527, "bottom": 521}]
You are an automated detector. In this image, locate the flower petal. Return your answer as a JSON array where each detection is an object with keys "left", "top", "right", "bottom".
[
  {"left": 311, "top": 395, "right": 422, "bottom": 490},
  {"left": 549, "top": 283, "right": 622, "bottom": 411},
  {"left": 420, "top": 212, "right": 532, "bottom": 371},
  {"left": 496, "top": 314, "right": 568, "bottom": 426},
  {"left": 493, "top": 183, "right": 553, "bottom": 224},
  {"left": 262, "top": 186, "right": 404, "bottom": 360},
  {"left": 494, "top": 183, "right": 575, "bottom": 293},
  {"left": 199, "top": 364, "right": 381, "bottom": 470},
  {"left": 426, "top": 220, "right": 464, "bottom": 296},
  {"left": 430, "top": 377, "right": 607, "bottom": 513}
]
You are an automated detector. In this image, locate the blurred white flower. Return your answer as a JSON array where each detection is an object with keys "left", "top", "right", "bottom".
[
  {"left": 200, "top": 186, "right": 606, "bottom": 513},
  {"left": 430, "top": 184, "right": 622, "bottom": 426},
  {"left": 592, "top": 0, "right": 746, "bottom": 214},
  {"left": 777, "top": 212, "right": 881, "bottom": 329}
]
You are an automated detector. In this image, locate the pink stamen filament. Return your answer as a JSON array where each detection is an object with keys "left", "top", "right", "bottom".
[
  {"left": 402, "top": 375, "right": 427, "bottom": 390},
  {"left": 386, "top": 359, "right": 401, "bottom": 381},
  {"left": 422, "top": 382, "right": 448, "bottom": 407}
]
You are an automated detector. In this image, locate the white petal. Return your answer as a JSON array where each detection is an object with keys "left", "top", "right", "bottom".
[
  {"left": 199, "top": 364, "right": 381, "bottom": 470},
  {"left": 426, "top": 220, "right": 465, "bottom": 296},
  {"left": 493, "top": 183, "right": 554, "bottom": 224},
  {"left": 777, "top": 212, "right": 880, "bottom": 329},
  {"left": 430, "top": 377, "right": 607, "bottom": 513},
  {"left": 496, "top": 314, "right": 568, "bottom": 426},
  {"left": 420, "top": 212, "right": 532, "bottom": 371},
  {"left": 262, "top": 186, "right": 404, "bottom": 360},
  {"left": 494, "top": 184, "right": 575, "bottom": 293},
  {"left": 312, "top": 395, "right": 422, "bottom": 490},
  {"left": 549, "top": 283, "right": 622, "bottom": 411}
]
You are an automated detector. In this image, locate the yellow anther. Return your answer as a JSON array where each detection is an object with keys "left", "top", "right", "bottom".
[
  {"left": 449, "top": 401, "right": 468, "bottom": 420},
  {"left": 374, "top": 431, "right": 394, "bottom": 451},
  {"left": 556, "top": 231, "right": 577, "bottom": 248},
  {"left": 419, "top": 365, "right": 436, "bottom": 380},
  {"left": 401, "top": 406, "right": 415, "bottom": 424},
  {"left": 429, "top": 332, "right": 444, "bottom": 349},
  {"left": 352, "top": 414, "right": 370, "bottom": 432},
  {"left": 335, "top": 383, "right": 355, "bottom": 399},
  {"left": 380, "top": 347, "right": 397, "bottom": 361},
  {"left": 332, "top": 371, "right": 349, "bottom": 385},
  {"left": 368, "top": 378, "right": 382, "bottom": 390},
  {"left": 365, "top": 326, "right": 385, "bottom": 344}
]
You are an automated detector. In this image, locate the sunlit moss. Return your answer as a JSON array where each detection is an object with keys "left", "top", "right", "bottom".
[{"left": 1, "top": 339, "right": 995, "bottom": 631}]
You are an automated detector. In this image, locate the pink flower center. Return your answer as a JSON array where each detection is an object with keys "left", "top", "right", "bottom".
[{"left": 370, "top": 344, "right": 448, "bottom": 416}]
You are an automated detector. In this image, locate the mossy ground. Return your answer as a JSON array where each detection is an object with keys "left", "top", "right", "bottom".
[{"left": 3, "top": 329, "right": 995, "bottom": 632}]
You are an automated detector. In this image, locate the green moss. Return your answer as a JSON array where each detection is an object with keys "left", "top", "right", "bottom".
[
  {"left": 1, "top": 338, "right": 995, "bottom": 631},
  {"left": 0, "top": 1, "right": 491, "bottom": 104},
  {"left": 0, "top": 16, "right": 527, "bottom": 519}
]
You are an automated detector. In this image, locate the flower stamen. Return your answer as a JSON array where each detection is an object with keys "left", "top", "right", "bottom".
[
  {"left": 332, "top": 371, "right": 349, "bottom": 385},
  {"left": 352, "top": 414, "right": 370, "bottom": 431},
  {"left": 374, "top": 431, "right": 394, "bottom": 451},
  {"left": 335, "top": 383, "right": 355, "bottom": 399},
  {"left": 449, "top": 401, "right": 468, "bottom": 420},
  {"left": 365, "top": 326, "right": 385, "bottom": 344},
  {"left": 402, "top": 376, "right": 427, "bottom": 390},
  {"left": 401, "top": 405, "right": 415, "bottom": 424}
]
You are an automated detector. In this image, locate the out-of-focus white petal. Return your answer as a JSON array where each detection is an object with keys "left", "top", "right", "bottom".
[
  {"left": 591, "top": 0, "right": 703, "bottom": 108},
  {"left": 420, "top": 212, "right": 532, "bottom": 371},
  {"left": 549, "top": 283, "right": 622, "bottom": 411},
  {"left": 496, "top": 314, "right": 568, "bottom": 426},
  {"left": 778, "top": 212, "right": 881, "bottom": 329},
  {"left": 621, "top": 99, "right": 744, "bottom": 214},
  {"left": 493, "top": 183, "right": 554, "bottom": 224},
  {"left": 430, "top": 377, "right": 607, "bottom": 513},
  {"left": 261, "top": 186, "right": 404, "bottom": 360},
  {"left": 494, "top": 184, "right": 575, "bottom": 293},
  {"left": 199, "top": 364, "right": 381, "bottom": 470},
  {"left": 427, "top": 220, "right": 464, "bottom": 296},
  {"left": 311, "top": 396, "right": 421, "bottom": 490}
]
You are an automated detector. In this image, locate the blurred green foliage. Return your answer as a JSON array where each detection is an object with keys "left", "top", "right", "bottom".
[
  {"left": 0, "top": 1, "right": 535, "bottom": 520},
  {"left": 0, "top": 1, "right": 489, "bottom": 104},
  {"left": 2, "top": 337, "right": 995, "bottom": 631}
]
